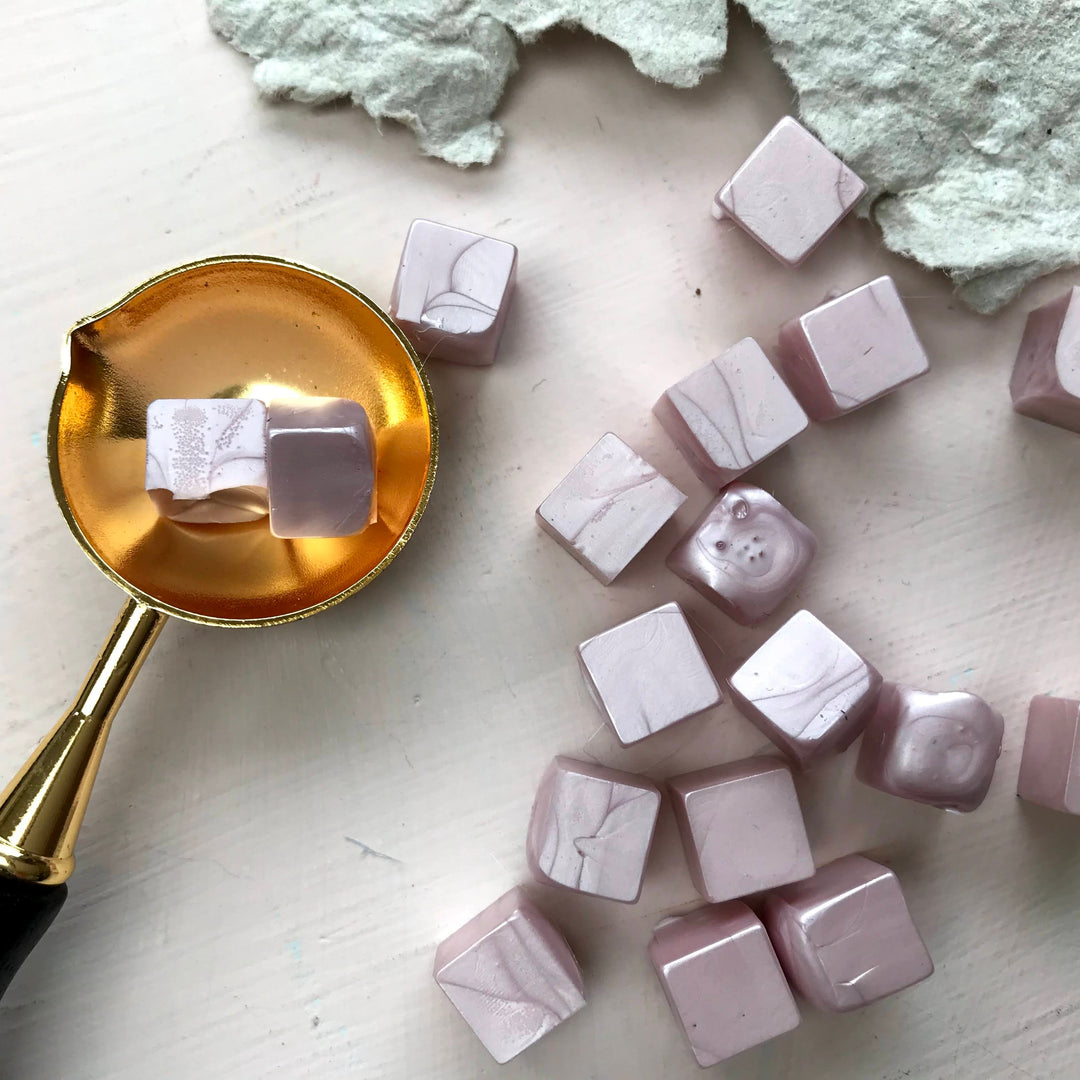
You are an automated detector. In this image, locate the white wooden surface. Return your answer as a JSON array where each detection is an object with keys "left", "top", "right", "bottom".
[{"left": 3, "top": 5, "right": 1080, "bottom": 1078}]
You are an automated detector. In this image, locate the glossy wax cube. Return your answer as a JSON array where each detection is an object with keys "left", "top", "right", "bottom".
[
  {"left": 668, "top": 758, "right": 814, "bottom": 903},
  {"left": 775, "top": 276, "right": 930, "bottom": 420},
  {"left": 667, "top": 483, "right": 817, "bottom": 626},
  {"left": 1017, "top": 695, "right": 1080, "bottom": 813},
  {"left": 390, "top": 218, "right": 517, "bottom": 365},
  {"left": 729, "top": 610, "right": 882, "bottom": 769},
  {"left": 537, "top": 433, "right": 686, "bottom": 585},
  {"left": 1010, "top": 286, "right": 1080, "bottom": 433},
  {"left": 763, "top": 855, "right": 933, "bottom": 1012},
  {"left": 526, "top": 757, "right": 661, "bottom": 903},
  {"left": 712, "top": 116, "right": 866, "bottom": 267},
  {"left": 856, "top": 683, "right": 1004, "bottom": 812},
  {"left": 649, "top": 902, "right": 799, "bottom": 1067},
  {"left": 433, "top": 887, "right": 585, "bottom": 1063},
  {"left": 578, "top": 601, "right": 723, "bottom": 745},
  {"left": 266, "top": 398, "right": 376, "bottom": 539},
  {"left": 653, "top": 338, "right": 808, "bottom": 488}
]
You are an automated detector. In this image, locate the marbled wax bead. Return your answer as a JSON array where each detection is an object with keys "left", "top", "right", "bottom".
[
  {"left": 667, "top": 483, "right": 816, "bottom": 626},
  {"left": 712, "top": 116, "right": 866, "bottom": 267},
  {"left": 728, "top": 610, "right": 882, "bottom": 769},
  {"left": 649, "top": 902, "right": 799, "bottom": 1067},
  {"left": 526, "top": 757, "right": 661, "bottom": 903},
  {"left": 577, "top": 601, "right": 723, "bottom": 745},
  {"left": 856, "top": 683, "right": 1004, "bottom": 812},
  {"left": 668, "top": 757, "right": 814, "bottom": 903},
  {"left": 653, "top": 337, "right": 809, "bottom": 488},
  {"left": 266, "top": 398, "right": 376, "bottom": 539},
  {"left": 1017, "top": 695, "right": 1080, "bottom": 813},
  {"left": 433, "top": 887, "right": 585, "bottom": 1063},
  {"left": 145, "top": 398, "right": 268, "bottom": 523},
  {"left": 775, "top": 275, "right": 930, "bottom": 420},
  {"left": 1009, "top": 286, "right": 1080, "bottom": 433},
  {"left": 389, "top": 218, "right": 517, "bottom": 366},
  {"left": 763, "top": 855, "right": 933, "bottom": 1012},
  {"left": 536, "top": 433, "right": 687, "bottom": 585}
]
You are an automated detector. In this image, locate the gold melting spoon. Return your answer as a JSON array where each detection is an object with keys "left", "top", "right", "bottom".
[{"left": 0, "top": 256, "right": 437, "bottom": 994}]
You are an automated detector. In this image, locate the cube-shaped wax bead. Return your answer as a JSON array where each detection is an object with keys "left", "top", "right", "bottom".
[
  {"left": 729, "top": 610, "right": 882, "bottom": 769},
  {"left": 668, "top": 758, "right": 814, "bottom": 903},
  {"left": 667, "top": 483, "right": 816, "bottom": 626},
  {"left": 1017, "top": 695, "right": 1080, "bottom": 813},
  {"left": 526, "top": 757, "right": 661, "bottom": 902},
  {"left": 763, "top": 855, "right": 933, "bottom": 1012},
  {"left": 775, "top": 276, "right": 930, "bottom": 420},
  {"left": 712, "top": 116, "right": 866, "bottom": 267},
  {"left": 1010, "top": 287, "right": 1080, "bottom": 433},
  {"left": 145, "top": 398, "right": 268, "bottom": 523},
  {"left": 537, "top": 434, "right": 687, "bottom": 585},
  {"left": 578, "top": 601, "right": 723, "bottom": 745},
  {"left": 649, "top": 902, "right": 799, "bottom": 1067},
  {"left": 266, "top": 398, "right": 376, "bottom": 539},
  {"left": 433, "top": 887, "right": 585, "bottom": 1063},
  {"left": 390, "top": 218, "right": 517, "bottom": 366},
  {"left": 856, "top": 683, "right": 1004, "bottom": 812}
]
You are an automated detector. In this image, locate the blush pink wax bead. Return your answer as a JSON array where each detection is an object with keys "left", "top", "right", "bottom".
[
  {"left": 1017, "top": 695, "right": 1080, "bottom": 814},
  {"left": 390, "top": 218, "right": 517, "bottom": 366},
  {"left": 729, "top": 610, "right": 883, "bottom": 769},
  {"left": 649, "top": 902, "right": 799, "bottom": 1067},
  {"left": 668, "top": 757, "right": 814, "bottom": 903},
  {"left": 433, "top": 887, "right": 585, "bottom": 1063},
  {"left": 526, "top": 757, "right": 661, "bottom": 903},
  {"left": 712, "top": 116, "right": 867, "bottom": 267},
  {"left": 775, "top": 276, "right": 930, "bottom": 420},
  {"left": 1010, "top": 287, "right": 1080, "bottom": 433},
  {"left": 763, "top": 855, "right": 933, "bottom": 1013},
  {"left": 653, "top": 338, "right": 809, "bottom": 488},
  {"left": 667, "top": 483, "right": 817, "bottom": 626},
  {"left": 856, "top": 683, "right": 1004, "bottom": 812},
  {"left": 537, "top": 433, "right": 687, "bottom": 585},
  {"left": 578, "top": 601, "right": 723, "bottom": 745}
]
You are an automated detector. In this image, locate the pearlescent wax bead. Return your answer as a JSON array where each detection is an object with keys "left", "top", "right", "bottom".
[
  {"left": 1010, "top": 287, "right": 1080, "bottom": 433},
  {"left": 526, "top": 757, "right": 661, "bottom": 902},
  {"left": 713, "top": 116, "right": 866, "bottom": 267},
  {"left": 433, "top": 887, "right": 585, "bottom": 1063},
  {"left": 537, "top": 433, "right": 687, "bottom": 585},
  {"left": 578, "top": 601, "right": 723, "bottom": 745},
  {"left": 266, "top": 398, "right": 376, "bottom": 539},
  {"left": 653, "top": 338, "right": 809, "bottom": 488},
  {"left": 763, "top": 855, "right": 933, "bottom": 1012},
  {"left": 145, "top": 398, "right": 268, "bottom": 523},
  {"left": 668, "top": 757, "right": 814, "bottom": 903},
  {"left": 667, "top": 483, "right": 816, "bottom": 626},
  {"left": 856, "top": 683, "right": 1004, "bottom": 812},
  {"left": 776, "top": 276, "right": 930, "bottom": 420},
  {"left": 649, "top": 902, "right": 799, "bottom": 1067},
  {"left": 729, "top": 610, "right": 882, "bottom": 769},
  {"left": 390, "top": 218, "right": 517, "bottom": 366},
  {"left": 1017, "top": 695, "right": 1080, "bottom": 813}
]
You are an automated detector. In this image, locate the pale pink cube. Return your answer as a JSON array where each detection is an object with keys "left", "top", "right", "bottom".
[
  {"left": 763, "top": 855, "right": 933, "bottom": 1013},
  {"left": 775, "top": 276, "right": 930, "bottom": 420},
  {"left": 433, "top": 887, "right": 585, "bottom": 1063},
  {"left": 668, "top": 757, "right": 814, "bottom": 903},
  {"left": 578, "top": 601, "right": 723, "bottom": 745},
  {"left": 712, "top": 116, "right": 866, "bottom": 267},
  {"left": 649, "top": 902, "right": 800, "bottom": 1067},
  {"left": 526, "top": 757, "right": 661, "bottom": 903},
  {"left": 390, "top": 218, "right": 517, "bottom": 365},
  {"left": 1010, "top": 287, "right": 1080, "bottom": 433},
  {"left": 667, "top": 483, "right": 817, "bottom": 626},
  {"left": 653, "top": 338, "right": 808, "bottom": 488},
  {"left": 1017, "top": 695, "right": 1080, "bottom": 814}
]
